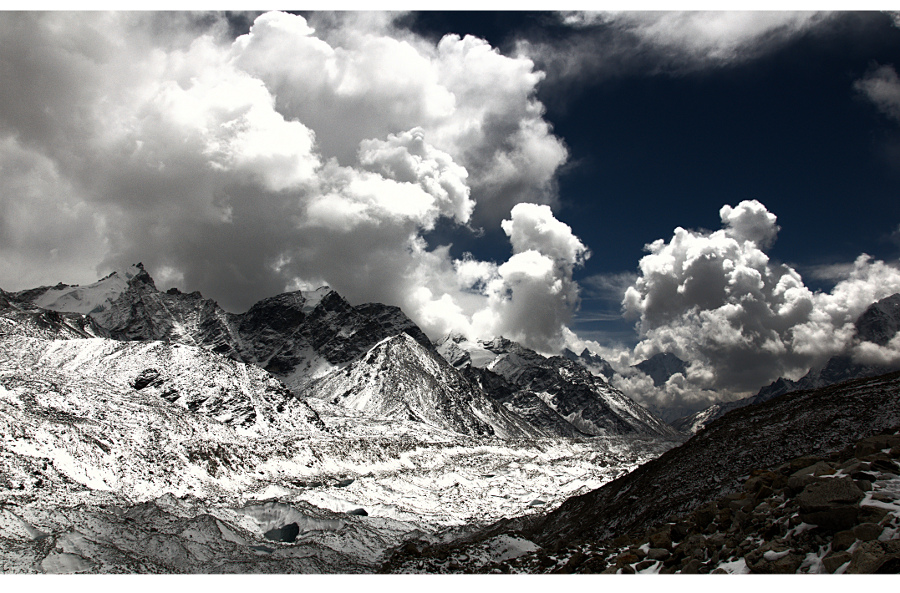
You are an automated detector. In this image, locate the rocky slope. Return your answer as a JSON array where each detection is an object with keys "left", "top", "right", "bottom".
[
  {"left": 380, "top": 369, "right": 900, "bottom": 573},
  {"left": 385, "top": 429, "right": 900, "bottom": 574}
]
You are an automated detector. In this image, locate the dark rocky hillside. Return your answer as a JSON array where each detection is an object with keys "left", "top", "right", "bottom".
[{"left": 381, "top": 370, "right": 900, "bottom": 573}]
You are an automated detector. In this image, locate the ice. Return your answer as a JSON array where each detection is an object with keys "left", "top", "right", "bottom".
[
  {"left": 237, "top": 502, "right": 344, "bottom": 536},
  {"left": 716, "top": 557, "right": 750, "bottom": 574},
  {"left": 41, "top": 552, "right": 94, "bottom": 573}
]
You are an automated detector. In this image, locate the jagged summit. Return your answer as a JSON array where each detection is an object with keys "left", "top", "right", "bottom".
[
  {"left": 562, "top": 347, "right": 616, "bottom": 380},
  {"left": 25, "top": 263, "right": 147, "bottom": 317},
  {"left": 633, "top": 352, "right": 687, "bottom": 387},
  {"left": 15, "top": 265, "right": 436, "bottom": 393}
]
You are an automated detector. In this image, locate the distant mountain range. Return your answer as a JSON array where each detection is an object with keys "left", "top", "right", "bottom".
[
  {"left": 672, "top": 292, "right": 900, "bottom": 433},
  {"left": 6, "top": 264, "right": 678, "bottom": 440}
]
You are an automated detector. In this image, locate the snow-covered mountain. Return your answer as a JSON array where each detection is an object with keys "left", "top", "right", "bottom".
[
  {"left": 562, "top": 348, "right": 616, "bottom": 381},
  {"left": 0, "top": 265, "right": 692, "bottom": 573},
  {"left": 1, "top": 286, "right": 678, "bottom": 573},
  {"left": 17, "top": 264, "right": 434, "bottom": 392},
  {"left": 674, "top": 292, "right": 900, "bottom": 434},
  {"left": 301, "top": 333, "right": 541, "bottom": 439},
  {"left": 435, "top": 335, "right": 679, "bottom": 439}
]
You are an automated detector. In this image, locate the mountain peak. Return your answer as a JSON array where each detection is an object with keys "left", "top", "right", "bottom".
[{"left": 634, "top": 352, "right": 687, "bottom": 387}]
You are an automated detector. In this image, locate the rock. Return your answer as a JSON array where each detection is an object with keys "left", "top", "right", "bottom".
[
  {"left": 746, "top": 541, "right": 803, "bottom": 574},
  {"left": 133, "top": 368, "right": 161, "bottom": 390},
  {"left": 832, "top": 529, "right": 857, "bottom": 552},
  {"left": 797, "top": 477, "right": 864, "bottom": 531},
  {"left": 847, "top": 541, "right": 900, "bottom": 573},
  {"left": 793, "top": 461, "right": 836, "bottom": 478},
  {"left": 671, "top": 521, "right": 692, "bottom": 542},
  {"left": 681, "top": 558, "right": 703, "bottom": 573},
  {"left": 855, "top": 479, "right": 873, "bottom": 492},
  {"left": 784, "top": 455, "right": 826, "bottom": 474},
  {"left": 649, "top": 528, "right": 673, "bottom": 550},
  {"left": 635, "top": 559, "right": 657, "bottom": 571},
  {"left": 852, "top": 522, "right": 884, "bottom": 542},
  {"left": 858, "top": 505, "right": 890, "bottom": 525},
  {"left": 648, "top": 548, "right": 670, "bottom": 561},
  {"left": 801, "top": 505, "right": 860, "bottom": 532},
  {"left": 693, "top": 505, "right": 716, "bottom": 530},
  {"left": 614, "top": 552, "right": 640, "bottom": 567},
  {"left": 347, "top": 508, "right": 368, "bottom": 516},
  {"left": 870, "top": 458, "right": 900, "bottom": 473},
  {"left": 822, "top": 551, "right": 852, "bottom": 573},
  {"left": 578, "top": 556, "right": 608, "bottom": 573},
  {"left": 674, "top": 533, "right": 707, "bottom": 558},
  {"left": 854, "top": 435, "right": 900, "bottom": 457},
  {"left": 558, "top": 551, "right": 586, "bottom": 573}
]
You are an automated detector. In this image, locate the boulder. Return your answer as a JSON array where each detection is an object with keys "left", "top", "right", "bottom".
[
  {"left": 822, "top": 551, "right": 852, "bottom": 573},
  {"left": 647, "top": 548, "right": 670, "bottom": 561},
  {"left": 797, "top": 477, "right": 864, "bottom": 531},
  {"left": 847, "top": 541, "right": 900, "bottom": 573},
  {"left": 854, "top": 435, "right": 900, "bottom": 457}
]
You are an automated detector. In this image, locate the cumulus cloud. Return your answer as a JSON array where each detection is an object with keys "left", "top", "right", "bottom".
[
  {"left": 855, "top": 64, "right": 900, "bottom": 123},
  {"left": 0, "top": 11, "right": 582, "bottom": 354},
  {"left": 607, "top": 200, "right": 900, "bottom": 415}
]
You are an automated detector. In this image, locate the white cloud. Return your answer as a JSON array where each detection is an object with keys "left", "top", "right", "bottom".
[
  {"left": 855, "top": 64, "right": 900, "bottom": 123},
  {"left": 516, "top": 11, "right": 830, "bottom": 88},
  {"left": 0, "top": 11, "right": 582, "bottom": 356},
  {"left": 610, "top": 200, "right": 900, "bottom": 414}
]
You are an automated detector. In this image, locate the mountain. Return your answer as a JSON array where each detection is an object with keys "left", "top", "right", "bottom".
[
  {"left": 1, "top": 282, "right": 677, "bottom": 573},
  {"left": 435, "top": 335, "right": 680, "bottom": 439},
  {"left": 301, "top": 333, "right": 541, "bottom": 439},
  {"left": 674, "top": 292, "right": 900, "bottom": 434},
  {"left": 633, "top": 352, "right": 687, "bottom": 387},
  {"left": 16, "top": 264, "right": 434, "bottom": 392},
  {"left": 381, "top": 369, "right": 900, "bottom": 574},
  {"left": 561, "top": 348, "right": 616, "bottom": 381}
]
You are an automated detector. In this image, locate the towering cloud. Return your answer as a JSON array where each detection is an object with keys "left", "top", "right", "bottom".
[
  {"left": 0, "top": 11, "right": 578, "bottom": 354},
  {"left": 611, "top": 200, "right": 900, "bottom": 413}
]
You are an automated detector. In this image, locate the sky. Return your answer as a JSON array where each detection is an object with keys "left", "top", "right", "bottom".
[{"left": 2, "top": 9, "right": 900, "bottom": 416}]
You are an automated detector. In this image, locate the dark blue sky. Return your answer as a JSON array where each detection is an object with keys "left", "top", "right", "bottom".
[{"left": 403, "top": 11, "right": 900, "bottom": 346}]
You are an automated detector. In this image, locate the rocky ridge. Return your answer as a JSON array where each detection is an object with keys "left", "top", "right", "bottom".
[
  {"left": 436, "top": 335, "right": 679, "bottom": 440},
  {"left": 16, "top": 264, "right": 434, "bottom": 393}
]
